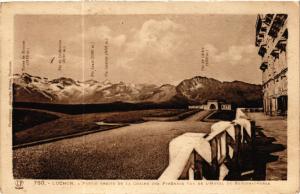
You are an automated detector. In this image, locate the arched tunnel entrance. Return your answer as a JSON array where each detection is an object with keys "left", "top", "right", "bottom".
[{"left": 209, "top": 104, "right": 217, "bottom": 110}]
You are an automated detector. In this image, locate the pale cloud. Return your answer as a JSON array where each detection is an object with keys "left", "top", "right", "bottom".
[
  {"left": 68, "top": 25, "right": 127, "bottom": 48},
  {"left": 112, "top": 34, "right": 126, "bottom": 47},
  {"left": 200, "top": 43, "right": 260, "bottom": 83},
  {"left": 112, "top": 20, "right": 260, "bottom": 84},
  {"left": 213, "top": 44, "right": 257, "bottom": 65},
  {"left": 115, "top": 19, "right": 186, "bottom": 69},
  {"left": 135, "top": 19, "right": 186, "bottom": 56},
  {"left": 15, "top": 15, "right": 262, "bottom": 85},
  {"left": 29, "top": 51, "right": 84, "bottom": 80},
  {"left": 203, "top": 44, "right": 257, "bottom": 65},
  {"left": 204, "top": 44, "right": 218, "bottom": 54},
  {"left": 86, "top": 25, "right": 112, "bottom": 39}
]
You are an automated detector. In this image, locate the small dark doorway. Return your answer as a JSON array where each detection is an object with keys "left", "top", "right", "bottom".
[
  {"left": 277, "top": 95, "right": 288, "bottom": 115},
  {"left": 209, "top": 104, "right": 216, "bottom": 110}
]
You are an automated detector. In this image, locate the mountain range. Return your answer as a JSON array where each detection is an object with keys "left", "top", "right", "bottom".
[{"left": 13, "top": 73, "right": 262, "bottom": 107}]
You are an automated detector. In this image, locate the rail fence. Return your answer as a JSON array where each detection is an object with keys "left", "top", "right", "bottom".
[{"left": 159, "top": 108, "right": 256, "bottom": 180}]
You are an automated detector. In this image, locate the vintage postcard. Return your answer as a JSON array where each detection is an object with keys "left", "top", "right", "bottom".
[{"left": 0, "top": 2, "right": 299, "bottom": 194}]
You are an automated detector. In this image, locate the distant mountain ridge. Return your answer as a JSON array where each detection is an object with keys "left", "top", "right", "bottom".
[
  {"left": 176, "top": 76, "right": 262, "bottom": 107},
  {"left": 13, "top": 73, "right": 262, "bottom": 107}
]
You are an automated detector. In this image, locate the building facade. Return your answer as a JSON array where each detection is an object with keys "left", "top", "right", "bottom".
[
  {"left": 255, "top": 14, "right": 288, "bottom": 116},
  {"left": 221, "top": 104, "right": 232, "bottom": 111},
  {"left": 188, "top": 100, "right": 231, "bottom": 111}
]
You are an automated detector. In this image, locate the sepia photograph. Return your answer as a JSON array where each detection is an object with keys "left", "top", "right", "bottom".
[
  {"left": 12, "top": 13, "right": 287, "bottom": 180},
  {"left": 0, "top": 2, "right": 299, "bottom": 194}
]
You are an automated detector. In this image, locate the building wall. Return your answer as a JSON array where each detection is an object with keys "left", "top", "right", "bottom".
[
  {"left": 207, "top": 101, "right": 219, "bottom": 110},
  {"left": 189, "top": 101, "right": 232, "bottom": 111},
  {"left": 255, "top": 14, "right": 288, "bottom": 116},
  {"left": 188, "top": 105, "right": 202, "bottom": 109},
  {"left": 221, "top": 104, "right": 231, "bottom": 110}
]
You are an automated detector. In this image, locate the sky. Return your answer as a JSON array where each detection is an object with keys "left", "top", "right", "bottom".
[{"left": 14, "top": 14, "right": 262, "bottom": 85}]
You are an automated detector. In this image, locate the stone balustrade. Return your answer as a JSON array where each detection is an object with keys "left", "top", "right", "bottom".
[{"left": 159, "top": 108, "right": 256, "bottom": 180}]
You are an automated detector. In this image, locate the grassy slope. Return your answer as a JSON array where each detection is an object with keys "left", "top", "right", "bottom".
[
  {"left": 13, "top": 108, "right": 67, "bottom": 132},
  {"left": 13, "top": 109, "right": 190, "bottom": 145}
]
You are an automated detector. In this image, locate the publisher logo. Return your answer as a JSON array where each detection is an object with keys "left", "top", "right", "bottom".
[{"left": 15, "top": 180, "right": 24, "bottom": 190}]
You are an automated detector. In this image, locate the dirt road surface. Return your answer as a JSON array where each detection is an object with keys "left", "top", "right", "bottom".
[{"left": 184, "top": 110, "right": 213, "bottom": 121}]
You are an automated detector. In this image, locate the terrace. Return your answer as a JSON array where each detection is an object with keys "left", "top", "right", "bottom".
[{"left": 160, "top": 108, "right": 286, "bottom": 180}]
